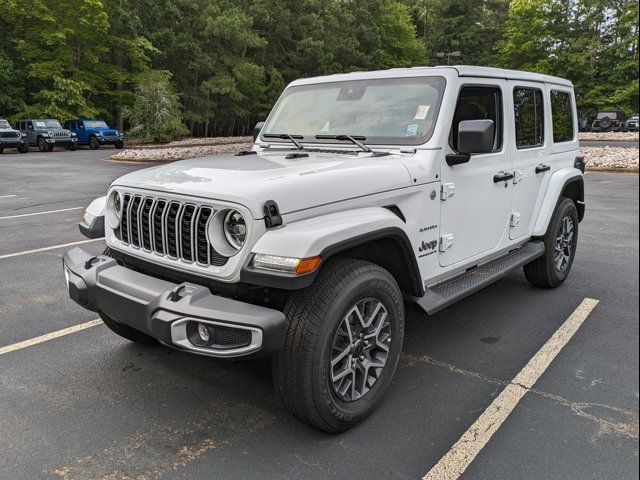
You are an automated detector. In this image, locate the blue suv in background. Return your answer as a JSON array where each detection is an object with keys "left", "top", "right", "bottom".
[{"left": 64, "top": 119, "right": 125, "bottom": 150}]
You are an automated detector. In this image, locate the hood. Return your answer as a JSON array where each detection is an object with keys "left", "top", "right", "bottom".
[{"left": 113, "top": 151, "right": 412, "bottom": 218}]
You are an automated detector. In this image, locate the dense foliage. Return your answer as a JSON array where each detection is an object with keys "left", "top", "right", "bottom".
[{"left": 0, "top": 0, "right": 637, "bottom": 138}]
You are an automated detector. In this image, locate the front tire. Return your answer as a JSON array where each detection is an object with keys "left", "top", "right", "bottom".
[
  {"left": 18, "top": 143, "right": 29, "bottom": 153},
  {"left": 272, "top": 259, "right": 404, "bottom": 433},
  {"left": 115, "top": 140, "right": 124, "bottom": 149},
  {"left": 89, "top": 136, "right": 100, "bottom": 150},
  {"left": 524, "top": 197, "right": 578, "bottom": 288},
  {"left": 37, "top": 138, "right": 50, "bottom": 152}
]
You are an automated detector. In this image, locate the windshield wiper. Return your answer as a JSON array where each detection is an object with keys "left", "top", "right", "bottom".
[
  {"left": 262, "top": 133, "right": 305, "bottom": 150},
  {"left": 315, "top": 134, "right": 372, "bottom": 153}
]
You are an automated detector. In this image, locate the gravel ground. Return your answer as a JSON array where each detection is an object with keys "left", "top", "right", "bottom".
[
  {"left": 110, "top": 142, "right": 252, "bottom": 162},
  {"left": 580, "top": 146, "right": 639, "bottom": 170},
  {"left": 165, "top": 136, "right": 253, "bottom": 147},
  {"left": 579, "top": 132, "right": 639, "bottom": 142}
]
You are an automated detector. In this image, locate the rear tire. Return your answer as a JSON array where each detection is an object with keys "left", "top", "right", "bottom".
[
  {"left": 524, "top": 197, "right": 578, "bottom": 288},
  {"left": 272, "top": 259, "right": 404, "bottom": 433},
  {"left": 99, "top": 312, "right": 158, "bottom": 345}
]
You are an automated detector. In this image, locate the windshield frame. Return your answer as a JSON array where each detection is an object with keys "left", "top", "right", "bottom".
[{"left": 260, "top": 76, "right": 447, "bottom": 147}]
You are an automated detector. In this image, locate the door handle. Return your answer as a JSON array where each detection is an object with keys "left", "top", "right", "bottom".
[
  {"left": 535, "top": 164, "right": 551, "bottom": 174},
  {"left": 493, "top": 171, "right": 514, "bottom": 183}
]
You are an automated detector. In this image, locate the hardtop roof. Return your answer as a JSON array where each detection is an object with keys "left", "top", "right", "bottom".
[{"left": 289, "top": 65, "right": 573, "bottom": 88}]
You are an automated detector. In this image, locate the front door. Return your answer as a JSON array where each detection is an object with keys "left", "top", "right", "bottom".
[
  {"left": 439, "top": 81, "right": 512, "bottom": 267},
  {"left": 509, "top": 82, "right": 549, "bottom": 239}
]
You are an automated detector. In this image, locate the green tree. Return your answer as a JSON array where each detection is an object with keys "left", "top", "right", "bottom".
[{"left": 125, "top": 70, "right": 189, "bottom": 142}]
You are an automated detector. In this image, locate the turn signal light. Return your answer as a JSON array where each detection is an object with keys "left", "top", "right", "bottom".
[{"left": 294, "top": 256, "right": 321, "bottom": 275}]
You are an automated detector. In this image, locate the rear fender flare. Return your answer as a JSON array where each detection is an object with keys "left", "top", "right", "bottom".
[{"left": 532, "top": 168, "right": 584, "bottom": 237}]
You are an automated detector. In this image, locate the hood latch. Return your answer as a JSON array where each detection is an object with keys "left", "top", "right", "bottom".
[{"left": 263, "top": 200, "right": 282, "bottom": 228}]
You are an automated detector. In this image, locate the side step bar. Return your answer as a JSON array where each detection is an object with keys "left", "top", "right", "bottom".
[{"left": 413, "top": 241, "right": 545, "bottom": 315}]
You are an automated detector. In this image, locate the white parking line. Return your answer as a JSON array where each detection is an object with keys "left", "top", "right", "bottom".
[
  {"left": 0, "top": 319, "right": 102, "bottom": 356},
  {"left": 0, "top": 194, "right": 17, "bottom": 199},
  {"left": 0, "top": 238, "right": 104, "bottom": 260},
  {"left": 423, "top": 298, "right": 599, "bottom": 480},
  {"left": 0, "top": 206, "right": 83, "bottom": 220}
]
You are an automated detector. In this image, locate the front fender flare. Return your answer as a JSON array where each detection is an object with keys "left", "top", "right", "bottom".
[
  {"left": 532, "top": 168, "right": 584, "bottom": 237},
  {"left": 242, "top": 207, "right": 422, "bottom": 293},
  {"left": 78, "top": 195, "right": 107, "bottom": 239}
]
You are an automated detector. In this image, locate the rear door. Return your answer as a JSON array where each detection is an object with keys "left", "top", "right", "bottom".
[
  {"left": 439, "top": 80, "right": 512, "bottom": 267},
  {"left": 508, "top": 82, "right": 549, "bottom": 239}
]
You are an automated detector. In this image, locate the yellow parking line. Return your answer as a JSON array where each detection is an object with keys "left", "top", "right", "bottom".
[
  {"left": 0, "top": 319, "right": 102, "bottom": 356},
  {"left": 423, "top": 298, "right": 600, "bottom": 480},
  {"left": 0, "top": 238, "right": 104, "bottom": 260},
  {"left": 0, "top": 206, "right": 83, "bottom": 220}
]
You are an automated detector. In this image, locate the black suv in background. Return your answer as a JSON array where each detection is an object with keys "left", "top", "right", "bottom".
[
  {"left": 15, "top": 119, "right": 78, "bottom": 152},
  {"left": 0, "top": 119, "right": 29, "bottom": 154},
  {"left": 591, "top": 110, "right": 627, "bottom": 132}
]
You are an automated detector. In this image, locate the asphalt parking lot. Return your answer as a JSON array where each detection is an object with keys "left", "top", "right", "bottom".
[{"left": 0, "top": 147, "right": 638, "bottom": 480}]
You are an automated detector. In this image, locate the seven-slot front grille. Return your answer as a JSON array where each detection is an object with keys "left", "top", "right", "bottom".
[
  {"left": 0, "top": 132, "right": 20, "bottom": 139},
  {"left": 116, "top": 194, "right": 228, "bottom": 267},
  {"left": 52, "top": 131, "right": 71, "bottom": 138}
]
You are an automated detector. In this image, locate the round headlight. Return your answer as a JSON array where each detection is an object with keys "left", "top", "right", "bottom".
[
  {"left": 207, "top": 209, "right": 247, "bottom": 257},
  {"left": 106, "top": 190, "right": 123, "bottom": 229},
  {"left": 224, "top": 210, "right": 246, "bottom": 249}
]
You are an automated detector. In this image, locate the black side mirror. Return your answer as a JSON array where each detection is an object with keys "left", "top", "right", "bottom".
[
  {"left": 253, "top": 121, "right": 265, "bottom": 141},
  {"left": 458, "top": 119, "right": 494, "bottom": 154},
  {"left": 447, "top": 119, "right": 495, "bottom": 166}
]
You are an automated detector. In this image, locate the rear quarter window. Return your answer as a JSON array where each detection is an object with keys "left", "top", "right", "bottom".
[{"left": 550, "top": 90, "right": 575, "bottom": 143}]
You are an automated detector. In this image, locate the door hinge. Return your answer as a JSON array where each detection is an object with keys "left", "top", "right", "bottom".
[
  {"left": 440, "top": 183, "right": 455, "bottom": 201},
  {"left": 439, "top": 234, "right": 455, "bottom": 252},
  {"left": 513, "top": 170, "right": 524, "bottom": 184},
  {"left": 510, "top": 212, "right": 521, "bottom": 227}
]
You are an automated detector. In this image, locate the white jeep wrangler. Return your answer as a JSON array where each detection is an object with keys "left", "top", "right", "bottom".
[{"left": 63, "top": 66, "right": 585, "bottom": 432}]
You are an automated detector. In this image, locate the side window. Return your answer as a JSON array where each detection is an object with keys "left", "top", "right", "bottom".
[
  {"left": 513, "top": 87, "right": 544, "bottom": 148},
  {"left": 451, "top": 86, "right": 503, "bottom": 152},
  {"left": 550, "top": 90, "right": 575, "bottom": 143}
]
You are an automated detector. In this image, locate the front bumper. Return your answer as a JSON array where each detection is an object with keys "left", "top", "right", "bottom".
[
  {"left": 0, "top": 138, "right": 27, "bottom": 147},
  {"left": 45, "top": 137, "right": 77, "bottom": 144},
  {"left": 62, "top": 247, "right": 286, "bottom": 359},
  {"left": 97, "top": 136, "right": 123, "bottom": 144}
]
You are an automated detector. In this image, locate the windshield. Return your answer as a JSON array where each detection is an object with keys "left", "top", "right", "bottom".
[
  {"left": 84, "top": 120, "right": 109, "bottom": 129},
  {"left": 630, "top": 114, "right": 639, "bottom": 121},
  {"left": 35, "top": 119, "right": 62, "bottom": 128},
  {"left": 596, "top": 111, "right": 619, "bottom": 120},
  {"left": 262, "top": 76, "right": 446, "bottom": 146},
  {"left": 0, "top": 120, "right": 11, "bottom": 129}
]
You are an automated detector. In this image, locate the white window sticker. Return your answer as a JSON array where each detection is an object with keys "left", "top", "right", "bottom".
[
  {"left": 406, "top": 124, "right": 419, "bottom": 136},
  {"left": 414, "top": 105, "right": 430, "bottom": 120}
]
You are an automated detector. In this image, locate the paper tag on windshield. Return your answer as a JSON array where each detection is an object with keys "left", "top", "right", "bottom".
[
  {"left": 406, "top": 124, "right": 419, "bottom": 136},
  {"left": 414, "top": 105, "right": 430, "bottom": 120}
]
